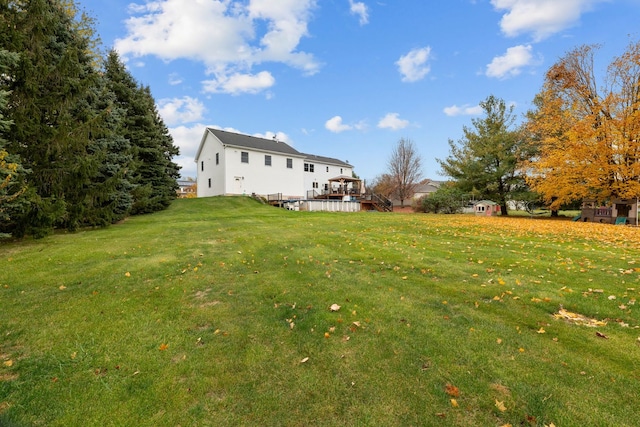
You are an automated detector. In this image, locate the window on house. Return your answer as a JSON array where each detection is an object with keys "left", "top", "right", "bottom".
[
  {"left": 304, "top": 163, "right": 314, "bottom": 172},
  {"left": 265, "top": 155, "right": 272, "bottom": 166},
  {"left": 286, "top": 158, "right": 293, "bottom": 169},
  {"left": 312, "top": 182, "right": 319, "bottom": 189},
  {"left": 340, "top": 168, "right": 343, "bottom": 174},
  {"left": 326, "top": 166, "right": 329, "bottom": 172},
  {"left": 201, "top": 161, "right": 204, "bottom": 171},
  {"left": 208, "top": 178, "right": 211, "bottom": 188},
  {"left": 216, "top": 153, "right": 219, "bottom": 165},
  {"left": 241, "top": 151, "right": 249, "bottom": 163}
]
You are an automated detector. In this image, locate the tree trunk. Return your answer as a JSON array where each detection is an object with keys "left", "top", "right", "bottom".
[{"left": 500, "top": 202, "right": 508, "bottom": 216}]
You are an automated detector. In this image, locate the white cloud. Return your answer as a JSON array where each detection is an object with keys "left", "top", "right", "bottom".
[
  {"left": 485, "top": 44, "right": 534, "bottom": 79},
  {"left": 115, "top": 0, "right": 319, "bottom": 95},
  {"left": 443, "top": 104, "right": 483, "bottom": 117},
  {"left": 325, "top": 116, "right": 353, "bottom": 133},
  {"left": 396, "top": 46, "right": 432, "bottom": 82},
  {"left": 377, "top": 113, "right": 409, "bottom": 130},
  {"left": 169, "top": 123, "right": 208, "bottom": 179},
  {"left": 168, "top": 73, "right": 183, "bottom": 86},
  {"left": 349, "top": 0, "right": 369, "bottom": 25},
  {"left": 491, "top": 0, "right": 604, "bottom": 41},
  {"left": 157, "top": 96, "right": 205, "bottom": 126},
  {"left": 202, "top": 71, "right": 276, "bottom": 95}
]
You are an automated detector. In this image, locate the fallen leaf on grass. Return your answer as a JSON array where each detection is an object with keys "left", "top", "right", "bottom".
[
  {"left": 495, "top": 399, "right": 507, "bottom": 412},
  {"left": 3, "top": 360, "right": 13, "bottom": 367},
  {"left": 553, "top": 308, "right": 607, "bottom": 327},
  {"left": 450, "top": 399, "right": 458, "bottom": 408},
  {"left": 159, "top": 343, "right": 169, "bottom": 351},
  {"left": 125, "top": 272, "right": 131, "bottom": 277},
  {"left": 300, "top": 357, "right": 309, "bottom": 364},
  {"left": 445, "top": 384, "right": 460, "bottom": 397},
  {"left": 537, "top": 327, "right": 546, "bottom": 334},
  {"left": 595, "top": 331, "right": 609, "bottom": 339},
  {"left": 59, "top": 285, "right": 66, "bottom": 291},
  {"left": 329, "top": 304, "right": 341, "bottom": 312}
]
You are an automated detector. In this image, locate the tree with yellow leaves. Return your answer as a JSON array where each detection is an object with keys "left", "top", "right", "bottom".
[{"left": 524, "top": 41, "right": 640, "bottom": 209}]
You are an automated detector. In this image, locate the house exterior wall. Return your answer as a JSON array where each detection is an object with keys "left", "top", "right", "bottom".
[
  {"left": 303, "top": 162, "right": 353, "bottom": 195},
  {"left": 223, "top": 147, "right": 305, "bottom": 198},
  {"left": 196, "top": 133, "right": 225, "bottom": 198}
]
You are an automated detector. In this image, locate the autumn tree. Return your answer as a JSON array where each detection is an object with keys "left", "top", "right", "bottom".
[
  {"left": 438, "top": 95, "right": 528, "bottom": 216},
  {"left": 524, "top": 42, "right": 640, "bottom": 209},
  {"left": 387, "top": 137, "right": 422, "bottom": 207},
  {"left": 369, "top": 173, "right": 395, "bottom": 198}
]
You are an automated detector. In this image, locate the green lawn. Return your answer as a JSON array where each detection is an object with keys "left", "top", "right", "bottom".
[{"left": 1, "top": 197, "right": 639, "bottom": 426}]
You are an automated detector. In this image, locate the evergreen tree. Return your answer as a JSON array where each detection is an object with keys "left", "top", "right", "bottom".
[
  {"left": 75, "top": 74, "right": 134, "bottom": 227},
  {"left": 2, "top": 0, "right": 105, "bottom": 236},
  {"left": 437, "top": 95, "right": 529, "bottom": 216},
  {"left": 104, "top": 51, "right": 180, "bottom": 215},
  {"left": 0, "top": 48, "right": 31, "bottom": 238}
]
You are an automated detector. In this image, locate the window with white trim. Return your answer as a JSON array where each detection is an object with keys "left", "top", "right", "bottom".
[{"left": 241, "top": 151, "right": 249, "bottom": 163}]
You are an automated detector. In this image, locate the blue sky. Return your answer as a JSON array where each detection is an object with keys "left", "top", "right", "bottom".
[{"left": 76, "top": 0, "right": 640, "bottom": 182}]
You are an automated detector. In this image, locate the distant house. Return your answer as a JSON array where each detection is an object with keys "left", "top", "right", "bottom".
[
  {"left": 413, "top": 179, "right": 444, "bottom": 200},
  {"left": 176, "top": 179, "right": 196, "bottom": 198},
  {"left": 194, "top": 128, "right": 353, "bottom": 199}
]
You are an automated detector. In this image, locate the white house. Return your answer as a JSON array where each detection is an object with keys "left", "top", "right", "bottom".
[{"left": 195, "top": 128, "right": 353, "bottom": 199}]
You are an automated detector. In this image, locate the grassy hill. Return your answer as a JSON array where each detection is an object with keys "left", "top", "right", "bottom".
[{"left": 2, "top": 197, "right": 640, "bottom": 426}]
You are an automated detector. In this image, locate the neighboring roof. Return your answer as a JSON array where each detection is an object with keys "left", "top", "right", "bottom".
[
  {"left": 414, "top": 182, "right": 439, "bottom": 194},
  {"left": 302, "top": 153, "right": 352, "bottom": 168},
  {"left": 474, "top": 200, "right": 499, "bottom": 206}
]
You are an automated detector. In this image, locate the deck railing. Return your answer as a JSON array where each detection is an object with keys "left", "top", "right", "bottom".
[
  {"left": 370, "top": 193, "right": 393, "bottom": 212},
  {"left": 266, "top": 193, "right": 283, "bottom": 202}
]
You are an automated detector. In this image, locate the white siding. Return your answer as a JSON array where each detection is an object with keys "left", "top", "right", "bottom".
[
  {"left": 196, "top": 133, "right": 225, "bottom": 198},
  {"left": 224, "top": 148, "right": 305, "bottom": 198}
]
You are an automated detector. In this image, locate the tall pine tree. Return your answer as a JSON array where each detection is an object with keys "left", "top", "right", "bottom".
[
  {"left": 0, "top": 48, "right": 31, "bottom": 238},
  {"left": 2, "top": 0, "right": 104, "bottom": 235},
  {"left": 104, "top": 51, "right": 179, "bottom": 215}
]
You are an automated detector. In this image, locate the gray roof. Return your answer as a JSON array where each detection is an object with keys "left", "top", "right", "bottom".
[
  {"left": 414, "top": 180, "right": 444, "bottom": 194},
  {"left": 301, "top": 153, "right": 352, "bottom": 168},
  {"left": 208, "top": 128, "right": 303, "bottom": 157}
]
